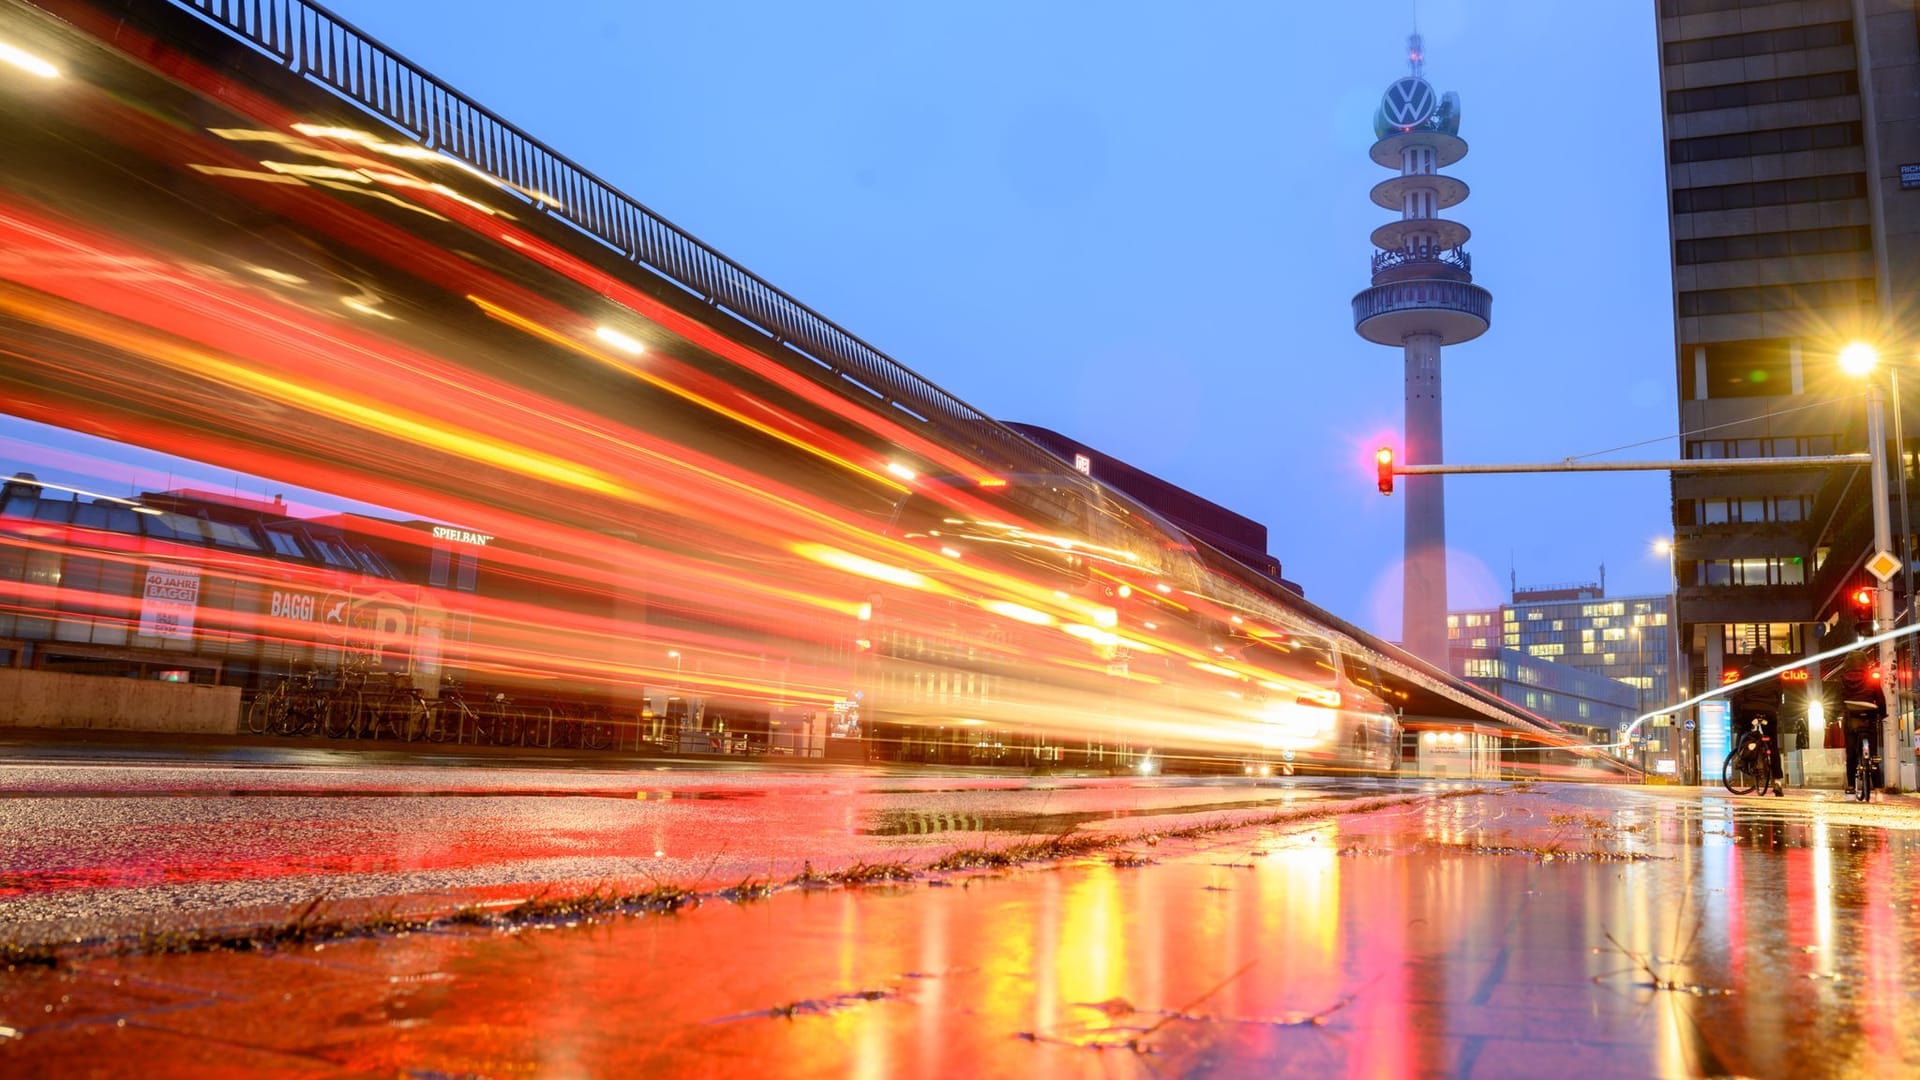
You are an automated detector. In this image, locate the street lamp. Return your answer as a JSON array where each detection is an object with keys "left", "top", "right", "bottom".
[
  {"left": 1840, "top": 342, "right": 1905, "bottom": 790},
  {"left": 1652, "top": 538, "right": 1687, "bottom": 782}
]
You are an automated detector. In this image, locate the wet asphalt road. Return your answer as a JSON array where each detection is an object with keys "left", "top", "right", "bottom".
[
  {"left": 0, "top": 744, "right": 1426, "bottom": 944},
  {"left": 2, "top": 781, "right": 1917, "bottom": 1077}
]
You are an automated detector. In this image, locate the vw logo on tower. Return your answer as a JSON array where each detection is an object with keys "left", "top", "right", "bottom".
[{"left": 1381, "top": 76, "right": 1437, "bottom": 129}]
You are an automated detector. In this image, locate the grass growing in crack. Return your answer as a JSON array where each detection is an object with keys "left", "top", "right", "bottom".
[
  {"left": 720, "top": 878, "right": 774, "bottom": 903},
  {"left": 0, "top": 941, "right": 59, "bottom": 970},
  {"left": 830, "top": 861, "right": 918, "bottom": 886}
]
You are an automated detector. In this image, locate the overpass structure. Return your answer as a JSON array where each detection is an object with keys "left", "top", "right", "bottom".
[{"left": 0, "top": 0, "right": 1626, "bottom": 776}]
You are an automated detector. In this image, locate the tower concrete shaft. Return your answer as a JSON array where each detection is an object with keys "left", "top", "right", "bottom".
[
  {"left": 1403, "top": 332, "right": 1447, "bottom": 663},
  {"left": 1352, "top": 35, "right": 1491, "bottom": 666}
]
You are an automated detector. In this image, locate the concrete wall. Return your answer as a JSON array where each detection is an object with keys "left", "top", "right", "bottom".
[
  {"left": 1790, "top": 748, "right": 1848, "bottom": 790},
  {"left": 0, "top": 669, "right": 239, "bottom": 734}
]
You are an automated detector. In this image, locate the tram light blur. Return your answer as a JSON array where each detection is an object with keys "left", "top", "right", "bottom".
[
  {"left": 1376, "top": 446, "right": 1394, "bottom": 495},
  {"left": 0, "top": 39, "right": 60, "bottom": 79},
  {"left": 592, "top": 326, "right": 645, "bottom": 355}
]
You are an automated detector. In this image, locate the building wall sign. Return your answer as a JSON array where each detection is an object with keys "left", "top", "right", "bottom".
[
  {"left": 431, "top": 526, "right": 492, "bottom": 546},
  {"left": 139, "top": 566, "right": 201, "bottom": 640},
  {"left": 1901, "top": 164, "right": 1920, "bottom": 189},
  {"left": 269, "top": 590, "right": 317, "bottom": 621}
]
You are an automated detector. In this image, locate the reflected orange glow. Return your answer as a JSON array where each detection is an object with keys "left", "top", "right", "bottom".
[{"left": 0, "top": 1, "right": 1626, "bottom": 777}]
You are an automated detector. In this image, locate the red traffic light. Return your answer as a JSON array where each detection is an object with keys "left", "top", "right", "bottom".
[
  {"left": 1376, "top": 447, "right": 1394, "bottom": 496},
  {"left": 1850, "top": 586, "right": 1875, "bottom": 613}
]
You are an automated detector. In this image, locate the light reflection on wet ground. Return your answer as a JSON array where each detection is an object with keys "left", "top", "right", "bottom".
[
  {"left": 3, "top": 784, "right": 1915, "bottom": 1076},
  {"left": 0, "top": 763, "right": 1421, "bottom": 936}
]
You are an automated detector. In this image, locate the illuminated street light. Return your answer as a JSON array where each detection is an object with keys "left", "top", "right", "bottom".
[
  {"left": 1839, "top": 340, "right": 1879, "bottom": 377},
  {"left": 1840, "top": 341, "right": 1904, "bottom": 791}
]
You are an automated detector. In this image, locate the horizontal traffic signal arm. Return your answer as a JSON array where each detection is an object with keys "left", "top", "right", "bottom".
[{"left": 1384, "top": 454, "right": 1869, "bottom": 477}]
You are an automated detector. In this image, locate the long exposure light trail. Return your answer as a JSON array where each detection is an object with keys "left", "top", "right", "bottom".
[{"left": 0, "top": 0, "right": 1620, "bottom": 777}]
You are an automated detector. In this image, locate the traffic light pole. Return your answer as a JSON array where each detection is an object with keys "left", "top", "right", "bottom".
[
  {"left": 1386, "top": 454, "right": 1871, "bottom": 476},
  {"left": 1378, "top": 449, "right": 1899, "bottom": 790}
]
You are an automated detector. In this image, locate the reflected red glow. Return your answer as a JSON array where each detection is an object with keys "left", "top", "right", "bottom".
[{"left": 0, "top": 1, "right": 1620, "bottom": 776}]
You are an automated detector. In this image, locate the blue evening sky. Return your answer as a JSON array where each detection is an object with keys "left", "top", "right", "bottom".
[{"left": 16, "top": 0, "right": 1679, "bottom": 640}]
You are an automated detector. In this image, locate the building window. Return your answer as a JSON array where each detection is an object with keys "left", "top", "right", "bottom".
[
  {"left": 1669, "top": 121, "right": 1862, "bottom": 166},
  {"left": 1724, "top": 623, "right": 1801, "bottom": 656},
  {"left": 1665, "top": 69, "right": 1860, "bottom": 115},
  {"left": 1672, "top": 173, "right": 1868, "bottom": 215},
  {"left": 1661, "top": 19, "right": 1851, "bottom": 66},
  {"left": 1678, "top": 278, "right": 1876, "bottom": 321},
  {"left": 1677, "top": 225, "right": 1870, "bottom": 267},
  {"left": 264, "top": 530, "right": 306, "bottom": 558},
  {"left": 1692, "top": 557, "right": 1806, "bottom": 586}
]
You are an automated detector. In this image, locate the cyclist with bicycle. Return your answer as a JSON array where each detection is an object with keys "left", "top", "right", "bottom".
[
  {"left": 1836, "top": 648, "right": 1884, "bottom": 796},
  {"left": 1731, "top": 645, "right": 1785, "bottom": 797}
]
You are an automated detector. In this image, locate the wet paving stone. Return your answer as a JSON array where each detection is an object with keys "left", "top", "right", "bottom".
[{"left": 3, "top": 782, "right": 1916, "bottom": 1075}]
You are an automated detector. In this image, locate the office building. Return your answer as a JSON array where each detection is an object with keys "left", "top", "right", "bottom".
[{"left": 1657, "top": 0, "right": 1920, "bottom": 705}]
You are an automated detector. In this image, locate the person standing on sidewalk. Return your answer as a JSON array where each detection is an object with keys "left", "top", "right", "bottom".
[{"left": 1732, "top": 644, "right": 1786, "bottom": 797}]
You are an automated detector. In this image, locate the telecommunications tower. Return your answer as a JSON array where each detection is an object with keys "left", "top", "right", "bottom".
[{"left": 1353, "top": 33, "right": 1492, "bottom": 665}]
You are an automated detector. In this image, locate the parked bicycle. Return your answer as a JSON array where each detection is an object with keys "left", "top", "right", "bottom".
[
  {"left": 1722, "top": 715, "right": 1781, "bottom": 796},
  {"left": 1853, "top": 731, "right": 1879, "bottom": 803}
]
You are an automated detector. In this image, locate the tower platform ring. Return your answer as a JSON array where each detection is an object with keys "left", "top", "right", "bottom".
[
  {"left": 1370, "top": 173, "right": 1469, "bottom": 212},
  {"left": 1369, "top": 130, "right": 1468, "bottom": 170},
  {"left": 1370, "top": 217, "right": 1469, "bottom": 251},
  {"left": 1351, "top": 280, "right": 1492, "bottom": 347}
]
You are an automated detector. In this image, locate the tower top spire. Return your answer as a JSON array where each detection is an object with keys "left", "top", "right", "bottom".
[{"left": 1407, "top": 31, "right": 1424, "bottom": 77}]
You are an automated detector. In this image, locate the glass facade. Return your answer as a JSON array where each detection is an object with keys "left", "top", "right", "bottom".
[{"left": 1450, "top": 593, "right": 1674, "bottom": 724}]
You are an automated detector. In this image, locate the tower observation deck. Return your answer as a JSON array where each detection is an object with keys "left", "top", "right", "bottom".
[{"left": 1353, "top": 35, "right": 1492, "bottom": 666}]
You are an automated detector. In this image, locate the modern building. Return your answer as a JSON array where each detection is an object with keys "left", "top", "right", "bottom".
[
  {"left": 1449, "top": 584, "right": 1675, "bottom": 715},
  {"left": 1656, "top": 0, "right": 1920, "bottom": 745},
  {"left": 1447, "top": 643, "right": 1641, "bottom": 747},
  {"left": 1352, "top": 34, "right": 1493, "bottom": 666}
]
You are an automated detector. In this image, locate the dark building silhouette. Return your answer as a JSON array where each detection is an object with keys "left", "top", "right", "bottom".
[{"left": 1005, "top": 423, "right": 1301, "bottom": 595}]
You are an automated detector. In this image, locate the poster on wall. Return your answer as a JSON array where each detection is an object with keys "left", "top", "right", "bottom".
[{"left": 139, "top": 566, "right": 201, "bottom": 640}]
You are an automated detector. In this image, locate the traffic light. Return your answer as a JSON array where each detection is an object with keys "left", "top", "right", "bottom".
[
  {"left": 1376, "top": 447, "right": 1394, "bottom": 496},
  {"left": 1849, "top": 584, "right": 1876, "bottom": 636}
]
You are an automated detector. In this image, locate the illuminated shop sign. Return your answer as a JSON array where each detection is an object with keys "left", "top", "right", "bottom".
[{"left": 431, "top": 525, "right": 492, "bottom": 546}]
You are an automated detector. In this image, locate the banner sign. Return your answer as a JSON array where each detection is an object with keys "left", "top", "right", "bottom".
[{"left": 139, "top": 567, "right": 201, "bottom": 640}]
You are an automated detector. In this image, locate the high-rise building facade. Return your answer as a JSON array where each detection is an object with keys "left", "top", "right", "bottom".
[
  {"left": 1448, "top": 587, "right": 1673, "bottom": 741},
  {"left": 1657, "top": 1, "right": 1920, "bottom": 715}
]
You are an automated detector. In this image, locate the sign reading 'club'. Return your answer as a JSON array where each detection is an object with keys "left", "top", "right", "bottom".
[{"left": 1381, "top": 76, "right": 1437, "bottom": 129}]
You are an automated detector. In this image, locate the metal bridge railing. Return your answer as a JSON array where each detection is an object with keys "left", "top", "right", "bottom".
[{"left": 167, "top": 0, "right": 1062, "bottom": 474}]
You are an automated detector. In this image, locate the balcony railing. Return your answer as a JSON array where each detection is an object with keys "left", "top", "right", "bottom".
[
  {"left": 1371, "top": 245, "right": 1470, "bottom": 277},
  {"left": 164, "top": 0, "right": 1063, "bottom": 475},
  {"left": 1352, "top": 279, "right": 1493, "bottom": 325}
]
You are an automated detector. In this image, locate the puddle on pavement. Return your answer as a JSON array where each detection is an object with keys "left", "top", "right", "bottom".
[
  {"left": 861, "top": 795, "right": 1320, "bottom": 837},
  {"left": 0, "top": 786, "right": 761, "bottom": 801},
  {"left": 3, "top": 789, "right": 1915, "bottom": 1076}
]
